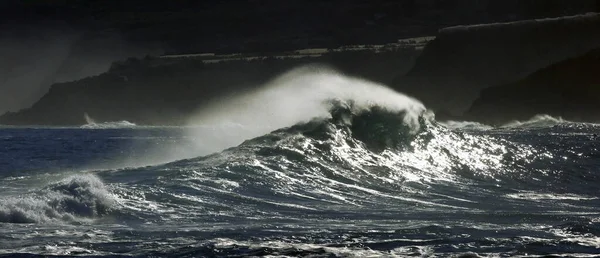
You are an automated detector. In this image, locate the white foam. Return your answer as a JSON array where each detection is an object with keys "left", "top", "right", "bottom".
[{"left": 211, "top": 238, "right": 425, "bottom": 257}]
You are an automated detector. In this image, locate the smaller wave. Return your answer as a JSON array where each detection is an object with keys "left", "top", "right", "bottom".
[
  {"left": 440, "top": 120, "right": 493, "bottom": 131},
  {"left": 81, "top": 112, "right": 136, "bottom": 129},
  {"left": 0, "top": 174, "right": 117, "bottom": 223},
  {"left": 500, "top": 114, "right": 568, "bottom": 129},
  {"left": 81, "top": 121, "right": 137, "bottom": 129}
]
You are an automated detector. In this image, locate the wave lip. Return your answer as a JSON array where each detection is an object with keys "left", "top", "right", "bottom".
[{"left": 0, "top": 174, "right": 117, "bottom": 223}]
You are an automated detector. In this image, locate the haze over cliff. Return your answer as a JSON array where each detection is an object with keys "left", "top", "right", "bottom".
[
  {"left": 0, "top": 23, "right": 162, "bottom": 114},
  {"left": 0, "top": 46, "right": 421, "bottom": 125}
]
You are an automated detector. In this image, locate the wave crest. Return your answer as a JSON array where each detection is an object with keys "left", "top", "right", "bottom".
[{"left": 184, "top": 66, "right": 425, "bottom": 156}]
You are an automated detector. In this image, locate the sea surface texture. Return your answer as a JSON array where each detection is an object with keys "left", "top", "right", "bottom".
[{"left": 1, "top": 103, "right": 600, "bottom": 257}]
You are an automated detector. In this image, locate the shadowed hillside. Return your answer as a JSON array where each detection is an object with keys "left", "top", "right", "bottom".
[
  {"left": 393, "top": 13, "right": 600, "bottom": 116},
  {"left": 465, "top": 48, "right": 600, "bottom": 125}
]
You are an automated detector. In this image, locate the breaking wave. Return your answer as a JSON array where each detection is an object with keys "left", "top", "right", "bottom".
[
  {"left": 1, "top": 70, "right": 557, "bottom": 226},
  {"left": 184, "top": 66, "right": 426, "bottom": 156},
  {"left": 0, "top": 174, "right": 117, "bottom": 223},
  {"left": 102, "top": 100, "right": 545, "bottom": 226}
]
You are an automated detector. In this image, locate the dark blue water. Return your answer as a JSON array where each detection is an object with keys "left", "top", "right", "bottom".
[{"left": 1, "top": 110, "right": 600, "bottom": 257}]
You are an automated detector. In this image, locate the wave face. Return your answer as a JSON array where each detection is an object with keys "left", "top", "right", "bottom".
[{"left": 2, "top": 72, "right": 600, "bottom": 256}]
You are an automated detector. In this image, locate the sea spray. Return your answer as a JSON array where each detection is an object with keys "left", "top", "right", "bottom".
[{"left": 185, "top": 65, "right": 426, "bottom": 156}]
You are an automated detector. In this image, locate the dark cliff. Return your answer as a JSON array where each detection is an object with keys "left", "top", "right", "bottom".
[
  {"left": 465, "top": 48, "right": 600, "bottom": 125},
  {"left": 3, "top": 2, "right": 599, "bottom": 118},
  {"left": 393, "top": 13, "right": 600, "bottom": 115},
  {"left": 0, "top": 48, "right": 420, "bottom": 125}
]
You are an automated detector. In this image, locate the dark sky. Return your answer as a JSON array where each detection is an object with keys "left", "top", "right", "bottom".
[{"left": 2, "top": 0, "right": 598, "bottom": 53}]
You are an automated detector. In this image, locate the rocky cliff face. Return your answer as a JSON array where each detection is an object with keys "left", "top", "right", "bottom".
[
  {"left": 465, "top": 48, "right": 600, "bottom": 125},
  {"left": 393, "top": 13, "right": 600, "bottom": 115},
  {"left": 0, "top": 48, "right": 420, "bottom": 125}
]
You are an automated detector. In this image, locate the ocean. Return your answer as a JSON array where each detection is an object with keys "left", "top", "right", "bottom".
[{"left": 1, "top": 73, "right": 599, "bottom": 257}]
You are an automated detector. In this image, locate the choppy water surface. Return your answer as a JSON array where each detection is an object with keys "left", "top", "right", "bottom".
[{"left": 1, "top": 105, "right": 599, "bottom": 257}]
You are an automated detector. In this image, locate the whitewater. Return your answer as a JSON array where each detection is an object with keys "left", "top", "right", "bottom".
[{"left": 1, "top": 69, "right": 600, "bottom": 257}]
